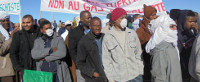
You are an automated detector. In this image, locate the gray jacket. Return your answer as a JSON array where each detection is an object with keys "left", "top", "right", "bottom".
[
  {"left": 189, "top": 34, "right": 200, "bottom": 81},
  {"left": 31, "top": 34, "right": 71, "bottom": 82},
  {"left": 102, "top": 27, "right": 143, "bottom": 82},
  {"left": 149, "top": 41, "right": 182, "bottom": 82}
]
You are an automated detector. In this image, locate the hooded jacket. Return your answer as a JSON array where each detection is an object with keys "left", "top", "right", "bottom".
[{"left": 177, "top": 10, "right": 197, "bottom": 81}]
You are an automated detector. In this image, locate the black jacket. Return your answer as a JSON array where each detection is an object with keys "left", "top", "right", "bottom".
[
  {"left": 177, "top": 10, "right": 197, "bottom": 81},
  {"left": 10, "top": 29, "right": 39, "bottom": 72},
  {"left": 76, "top": 31, "right": 107, "bottom": 82},
  {"left": 68, "top": 24, "right": 85, "bottom": 64}
]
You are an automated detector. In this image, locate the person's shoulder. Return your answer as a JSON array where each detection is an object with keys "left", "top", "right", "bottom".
[
  {"left": 72, "top": 26, "right": 82, "bottom": 31},
  {"left": 68, "top": 26, "right": 80, "bottom": 35},
  {"left": 35, "top": 37, "right": 42, "bottom": 40},
  {"left": 103, "top": 32, "right": 113, "bottom": 42},
  {"left": 126, "top": 28, "right": 138, "bottom": 36},
  {"left": 13, "top": 30, "right": 23, "bottom": 37},
  {"left": 154, "top": 41, "right": 173, "bottom": 51},
  {"left": 54, "top": 35, "right": 64, "bottom": 41},
  {"left": 69, "top": 26, "right": 83, "bottom": 37}
]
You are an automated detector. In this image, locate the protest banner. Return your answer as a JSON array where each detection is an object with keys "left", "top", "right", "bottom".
[
  {"left": 0, "top": 0, "right": 21, "bottom": 15},
  {"left": 0, "top": 0, "right": 22, "bottom": 29},
  {"left": 40, "top": 0, "right": 166, "bottom": 15}
]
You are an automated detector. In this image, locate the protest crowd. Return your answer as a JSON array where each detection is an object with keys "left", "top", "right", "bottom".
[{"left": 0, "top": 1, "right": 200, "bottom": 82}]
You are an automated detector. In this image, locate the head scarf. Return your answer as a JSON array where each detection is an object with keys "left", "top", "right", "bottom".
[
  {"left": 170, "top": 9, "right": 181, "bottom": 21},
  {"left": 143, "top": 4, "right": 157, "bottom": 20},
  {"left": 0, "top": 11, "right": 11, "bottom": 40},
  {"left": 139, "top": 4, "right": 157, "bottom": 33},
  {"left": 177, "top": 10, "right": 196, "bottom": 51},
  {"left": 0, "top": 11, "right": 9, "bottom": 20},
  {"left": 145, "top": 15, "right": 178, "bottom": 55}
]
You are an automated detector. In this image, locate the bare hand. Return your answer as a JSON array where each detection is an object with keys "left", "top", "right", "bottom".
[
  {"left": 52, "top": 48, "right": 57, "bottom": 52},
  {"left": 192, "top": 23, "right": 198, "bottom": 33},
  {"left": 93, "top": 72, "right": 99, "bottom": 78},
  {"left": 40, "top": 58, "right": 45, "bottom": 61},
  {"left": 10, "top": 27, "right": 20, "bottom": 38}
]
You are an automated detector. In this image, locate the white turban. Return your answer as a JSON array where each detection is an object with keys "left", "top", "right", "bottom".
[
  {"left": 145, "top": 15, "right": 179, "bottom": 56},
  {"left": 0, "top": 11, "right": 9, "bottom": 20},
  {"left": 0, "top": 11, "right": 11, "bottom": 40}
]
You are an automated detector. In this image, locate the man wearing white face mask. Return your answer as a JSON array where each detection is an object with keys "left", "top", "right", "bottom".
[
  {"left": 145, "top": 15, "right": 182, "bottom": 82},
  {"left": 102, "top": 8, "right": 143, "bottom": 82},
  {"left": 31, "top": 20, "right": 71, "bottom": 82}
]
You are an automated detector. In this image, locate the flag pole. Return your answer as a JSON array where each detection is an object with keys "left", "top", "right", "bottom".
[
  {"left": 19, "top": 12, "right": 22, "bottom": 30},
  {"left": 19, "top": 0, "right": 22, "bottom": 30},
  {"left": 40, "top": 11, "right": 42, "bottom": 19}
]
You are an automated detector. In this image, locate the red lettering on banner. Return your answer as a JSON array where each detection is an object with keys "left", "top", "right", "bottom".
[
  {"left": 161, "top": 2, "right": 166, "bottom": 11},
  {"left": 154, "top": 4, "right": 161, "bottom": 12},
  {"left": 98, "top": 8, "right": 103, "bottom": 11},
  {"left": 105, "top": 3, "right": 113, "bottom": 7},
  {"left": 133, "top": 0, "right": 139, "bottom": 2},
  {"left": 152, "top": 2, "right": 166, "bottom": 12},
  {"left": 128, "top": 0, "right": 131, "bottom": 4},
  {"left": 68, "top": 1, "right": 73, "bottom": 10},
  {"left": 68, "top": 1, "right": 79, "bottom": 10},
  {"left": 138, "top": 8, "right": 144, "bottom": 13},
  {"left": 117, "top": 0, "right": 122, "bottom": 7},
  {"left": 83, "top": 3, "right": 90, "bottom": 11},
  {"left": 74, "top": 1, "right": 79, "bottom": 10},
  {"left": 83, "top": 3, "right": 104, "bottom": 12},
  {"left": 132, "top": 10, "right": 137, "bottom": 13},
  {"left": 122, "top": 0, "right": 129, "bottom": 6},
  {"left": 48, "top": 0, "right": 64, "bottom": 9},
  {"left": 91, "top": 5, "right": 97, "bottom": 12}
]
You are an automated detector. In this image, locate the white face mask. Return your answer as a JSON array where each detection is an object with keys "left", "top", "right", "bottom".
[
  {"left": 165, "top": 29, "right": 178, "bottom": 46},
  {"left": 46, "top": 29, "right": 54, "bottom": 37},
  {"left": 120, "top": 18, "right": 127, "bottom": 29}
]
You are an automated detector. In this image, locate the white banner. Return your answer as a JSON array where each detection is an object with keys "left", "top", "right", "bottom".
[
  {"left": 0, "top": 0, "right": 21, "bottom": 15},
  {"left": 41, "top": 0, "right": 166, "bottom": 15}
]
